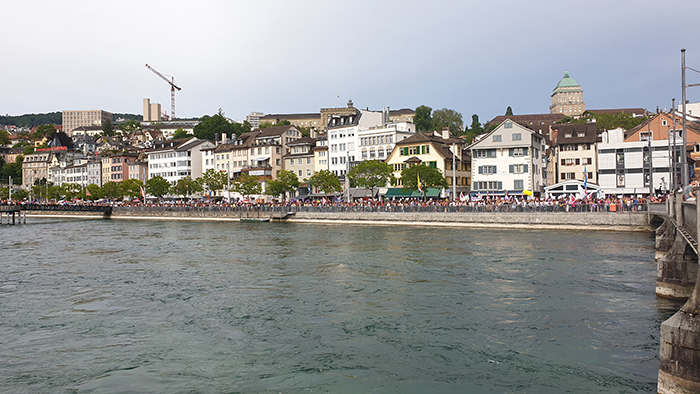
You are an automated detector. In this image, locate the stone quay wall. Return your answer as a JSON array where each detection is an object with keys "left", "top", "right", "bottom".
[{"left": 19, "top": 207, "right": 651, "bottom": 231}]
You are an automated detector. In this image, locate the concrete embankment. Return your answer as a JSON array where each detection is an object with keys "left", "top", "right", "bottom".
[{"left": 23, "top": 208, "right": 651, "bottom": 231}]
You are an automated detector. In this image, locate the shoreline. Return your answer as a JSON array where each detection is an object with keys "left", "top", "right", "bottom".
[{"left": 23, "top": 211, "right": 652, "bottom": 232}]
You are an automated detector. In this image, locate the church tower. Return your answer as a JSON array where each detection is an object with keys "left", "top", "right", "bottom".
[{"left": 550, "top": 71, "right": 585, "bottom": 117}]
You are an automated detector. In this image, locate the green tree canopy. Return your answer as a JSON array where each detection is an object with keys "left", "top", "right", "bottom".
[
  {"left": 415, "top": 105, "right": 432, "bottom": 132},
  {"left": 201, "top": 169, "right": 228, "bottom": 195},
  {"left": 59, "top": 183, "right": 83, "bottom": 200},
  {"left": 86, "top": 183, "right": 102, "bottom": 200},
  {"left": 146, "top": 176, "right": 171, "bottom": 198},
  {"left": 170, "top": 128, "right": 193, "bottom": 140},
  {"left": 171, "top": 176, "right": 203, "bottom": 197},
  {"left": 0, "top": 129, "right": 10, "bottom": 145},
  {"left": 102, "top": 119, "right": 115, "bottom": 137},
  {"left": 463, "top": 114, "right": 484, "bottom": 144},
  {"left": 34, "top": 124, "right": 56, "bottom": 141},
  {"left": 430, "top": 108, "right": 463, "bottom": 135},
  {"left": 266, "top": 169, "right": 299, "bottom": 200},
  {"left": 120, "top": 178, "right": 145, "bottom": 199},
  {"left": 309, "top": 169, "right": 341, "bottom": 196},
  {"left": 118, "top": 119, "right": 141, "bottom": 135},
  {"left": 194, "top": 110, "right": 238, "bottom": 141},
  {"left": 231, "top": 173, "right": 262, "bottom": 198},
  {"left": 505, "top": 106, "right": 514, "bottom": 116},
  {"left": 101, "top": 181, "right": 123, "bottom": 200},
  {"left": 347, "top": 160, "right": 392, "bottom": 196},
  {"left": 400, "top": 164, "right": 448, "bottom": 193}
]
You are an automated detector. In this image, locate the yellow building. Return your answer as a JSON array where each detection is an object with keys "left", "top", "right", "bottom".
[{"left": 385, "top": 130, "right": 470, "bottom": 198}]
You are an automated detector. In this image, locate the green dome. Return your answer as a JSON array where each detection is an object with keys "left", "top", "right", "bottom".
[{"left": 556, "top": 71, "right": 580, "bottom": 88}]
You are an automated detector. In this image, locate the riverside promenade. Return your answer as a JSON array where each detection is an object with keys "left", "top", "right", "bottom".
[{"left": 98, "top": 203, "right": 653, "bottom": 231}]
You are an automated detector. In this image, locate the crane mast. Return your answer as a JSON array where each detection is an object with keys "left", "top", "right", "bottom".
[{"left": 145, "top": 64, "right": 181, "bottom": 120}]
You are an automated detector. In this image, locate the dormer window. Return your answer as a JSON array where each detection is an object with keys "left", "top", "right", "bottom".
[
  {"left": 577, "top": 132, "right": 585, "bottom": 138},
  {"left": 564, "top": 133, "right": 572, "bottom": 138}
]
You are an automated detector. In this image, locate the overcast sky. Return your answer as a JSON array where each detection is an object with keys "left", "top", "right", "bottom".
[{"left": 2, "top": 1, "right": 700, "bottom": 124}]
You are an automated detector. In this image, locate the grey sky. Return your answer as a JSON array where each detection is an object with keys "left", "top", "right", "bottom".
[{"left": 2, "top": 0, "right": 699, "bottom": 124}]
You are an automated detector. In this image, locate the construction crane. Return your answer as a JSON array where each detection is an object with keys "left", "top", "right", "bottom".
[{"left": 145, "top": 63, "right": 181, "bottom": 120}]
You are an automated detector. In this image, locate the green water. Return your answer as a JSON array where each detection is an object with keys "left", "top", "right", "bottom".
[{"left": 0, "top": 218, "right": 681, "bottom": 393}]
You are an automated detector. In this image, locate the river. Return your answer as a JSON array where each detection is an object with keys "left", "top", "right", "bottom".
[{"left": 0, "top": 218, "right": 682, "bottom": 393}]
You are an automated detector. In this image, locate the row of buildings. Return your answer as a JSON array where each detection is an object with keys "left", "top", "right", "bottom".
[{"left": 11, "top": 71, "right": 700, "bottom": 199}]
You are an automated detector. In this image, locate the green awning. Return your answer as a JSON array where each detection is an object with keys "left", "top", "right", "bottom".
[
  {"left": 385, "top": 188, "right": 412, "bottom": 197},
  {"left": 410, "top": 187, "right": 441, "bottom": 198},
  {"left": 385, "top": 187, "right": 441, "bottom": 198}
]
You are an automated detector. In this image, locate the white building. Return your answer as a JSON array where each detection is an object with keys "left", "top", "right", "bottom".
[
  {"left": 146, "top": 137, "right": 214, "bottom": 185},
  {"left": 357, "top": 122, "right": 414, "bottom": 162},
  {"left": 468, "top": 119, "right": 546, "bottom": 197},
  {"left": 597, "top": 129, "right": 681, "bottom": 196}
]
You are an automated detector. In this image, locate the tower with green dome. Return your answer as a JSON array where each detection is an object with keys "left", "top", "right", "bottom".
[{"left": 550, "top": 71, "right": 585, "bottom": 117}]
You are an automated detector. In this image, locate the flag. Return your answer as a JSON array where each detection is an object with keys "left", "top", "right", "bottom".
[
  {"left": 140, "top": 185, "right": 146, "bottom": 198},
  {"left": 583, "top": 166, "right": 588, "bottom": 191},
  {"left": 459, "top": 191, "right": 466, "bottom": 202},
  {"left": 417, "top": 173, "right": 422, "bottom": 192},
  {"left": 85, "top": 188, "right": 91, "bottom": 197}
]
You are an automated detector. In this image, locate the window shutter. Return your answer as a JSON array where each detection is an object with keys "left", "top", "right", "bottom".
[
  {"left": 498, "top": 181, "right": 503, "bottom": 189},
  {"left": 509, "top": 148, "right": 513, "bottom": 157},
  {"left": 524, "top": 164, "right": 528, "bottom": 173},
  {"left": 478, "top": 166, "right": 483, "bottom": 174},
  {"left": 509, "top": 164, "right": 514, "bottom": 173},
  {"left": 494, "top": 165, "right": 497, "bottom": 173},
  {"left": 560, "top": 159, "right": 565, "bottom": 165},
  {"left": 524, "top": 147, "right": 529, "bottom": 156},
  {"left": 421, "top": 145, "right": 426, "bottom": 154}
]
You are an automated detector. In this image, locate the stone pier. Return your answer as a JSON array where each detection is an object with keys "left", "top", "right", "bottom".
[{"left": 657, "top": 194, "right": 700, "bottom": 393}]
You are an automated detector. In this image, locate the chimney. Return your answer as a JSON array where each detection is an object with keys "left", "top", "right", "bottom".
[
  {"left": 215, "top": 133, "right": 220, "bottom": 145},
  {"left": 442, "top": 127, "right": 450, "bottom": 140},
  {"left": 221, "top": 133, "right": 227, "bottom": 145}
]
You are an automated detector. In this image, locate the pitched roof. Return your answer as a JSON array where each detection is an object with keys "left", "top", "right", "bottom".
[
  {"left": 550, "top": 123, "right": 599, "bottom": 146},
  {"left": 254, "top": 125, "right": 297, "bottom": 137}
]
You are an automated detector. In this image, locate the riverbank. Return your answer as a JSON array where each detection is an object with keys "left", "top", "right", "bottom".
[{"left": 20, "top": 208, "right": 652, "bottom": 231}]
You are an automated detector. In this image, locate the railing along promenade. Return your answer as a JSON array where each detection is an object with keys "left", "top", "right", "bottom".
[{"left": 117, "top": 201, "right": 649, "bottom": 214}]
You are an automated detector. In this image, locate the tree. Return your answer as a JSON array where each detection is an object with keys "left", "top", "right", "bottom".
[
  {"left": 259, "top": 120, "right": 291, "bottom": 129},
  {"left": 505, "top": 106, "right": 514, "bottom": 116},
  {"left": 34, "top": 124, "right": 56, "bottom": 141},
  {"left": 171, "top": 176, "right": 203, "bottom": 198},
  {"left": 102, "top": 119, "right": 115, "bottom": 137},
  {"left": 415, "top": 105, "right": 433, "bottom": 132},
  {"left": 171, "top": 128, "right": 192, "bottom": 140},
  {"left": 231, "top": 173, "right": 262, "bottom": 198},
  {"left": 101, "top": 181, "right": 123, "bottom": 200},
  {"left": 118, "top": 119, "right": 141, "bottom": 135},
  {"left": 201, "top": 169, "right": 228, "bottom": 196},
  {"left": 309, "top": 169, "right": 341, "bottom": 196},
  {"left": 60, "top": 183, "right": 83, "bottom": 200},
  {"left": 347, "top": 160, "right": 392, "bottom": 197},
  {"left": 463, "top": 114, "right": 484, "bottom": 144},
  {"left": 146, "top": 176, "right": 171, "bottom": 198},
  {"left": 193, "top": 110, "right": 237, "bottom": 141},
  {"left": 266, "top": 169, "right": 299, "bottom": 200},
  {"left": 0, "top": 129, "right": 10, "bottom": 145},
  {"left": 232, "top": 121, "right": 252, "bottom": 136},
  {"left": 23, "top": 145, "right": 35, "bottom": 155},
  {"left": 430, "top": 108, "right": 463, "bottom": 135},
  {"left": 120, "top": 178, "right": 145, "bottom": 199},
  {"left": 86, "top": 184, "right": 102, "bottom": 200},
  {"left": 400, "top": 164, "right": 448, "bottom": 195},
  {"left": 12, "top": 188, "right": 28, "bottom": 200}
]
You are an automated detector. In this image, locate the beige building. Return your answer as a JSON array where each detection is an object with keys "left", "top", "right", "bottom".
[
  {"left": 385, "top": 130, "right": 471, "bottom": 198},
  {"left": 143, "top": 98, "right": 162, "bottom": 122},
  {"left": 22, "top": 150, "right": 62, "bottom": 190},
  {"left": 284, "top": 137, "right": 317, "bottom": 181},
  {"left": 550, "top": 71, "right": 585, "bottom": 117},
  {"left": 62, "top": 110, "right": 113, "bottom": 136},
  {"left": 549, "top": 123, "right": 599, "bottom": 184}
]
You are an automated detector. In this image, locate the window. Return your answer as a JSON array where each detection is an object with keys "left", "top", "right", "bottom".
[
  {"left": 514, "top": 180, "right": 524, "bottom": 190},
  {"left": 509, "top": 148, "right": 528, "bottom": 157},
  {"left": 478, "top": 165, "right": 497, "bottom": 174},
  {"left": 504, "top": 122, "right": 513, "bottom": 129},
  {"left": 307, "top": 158, "right": 311, "bottom": 165},
  {"left": 298, "top": 170, "right": 302, "bottom": 176},
  {"left": 509, "top": 164, "right": 528, "bottom": 174},
  {"left": 493, "top": 135, "right": 501, "bottom": 142},
  {"left": 512, "top": 133, "right": 522, "bottom": 141}
]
